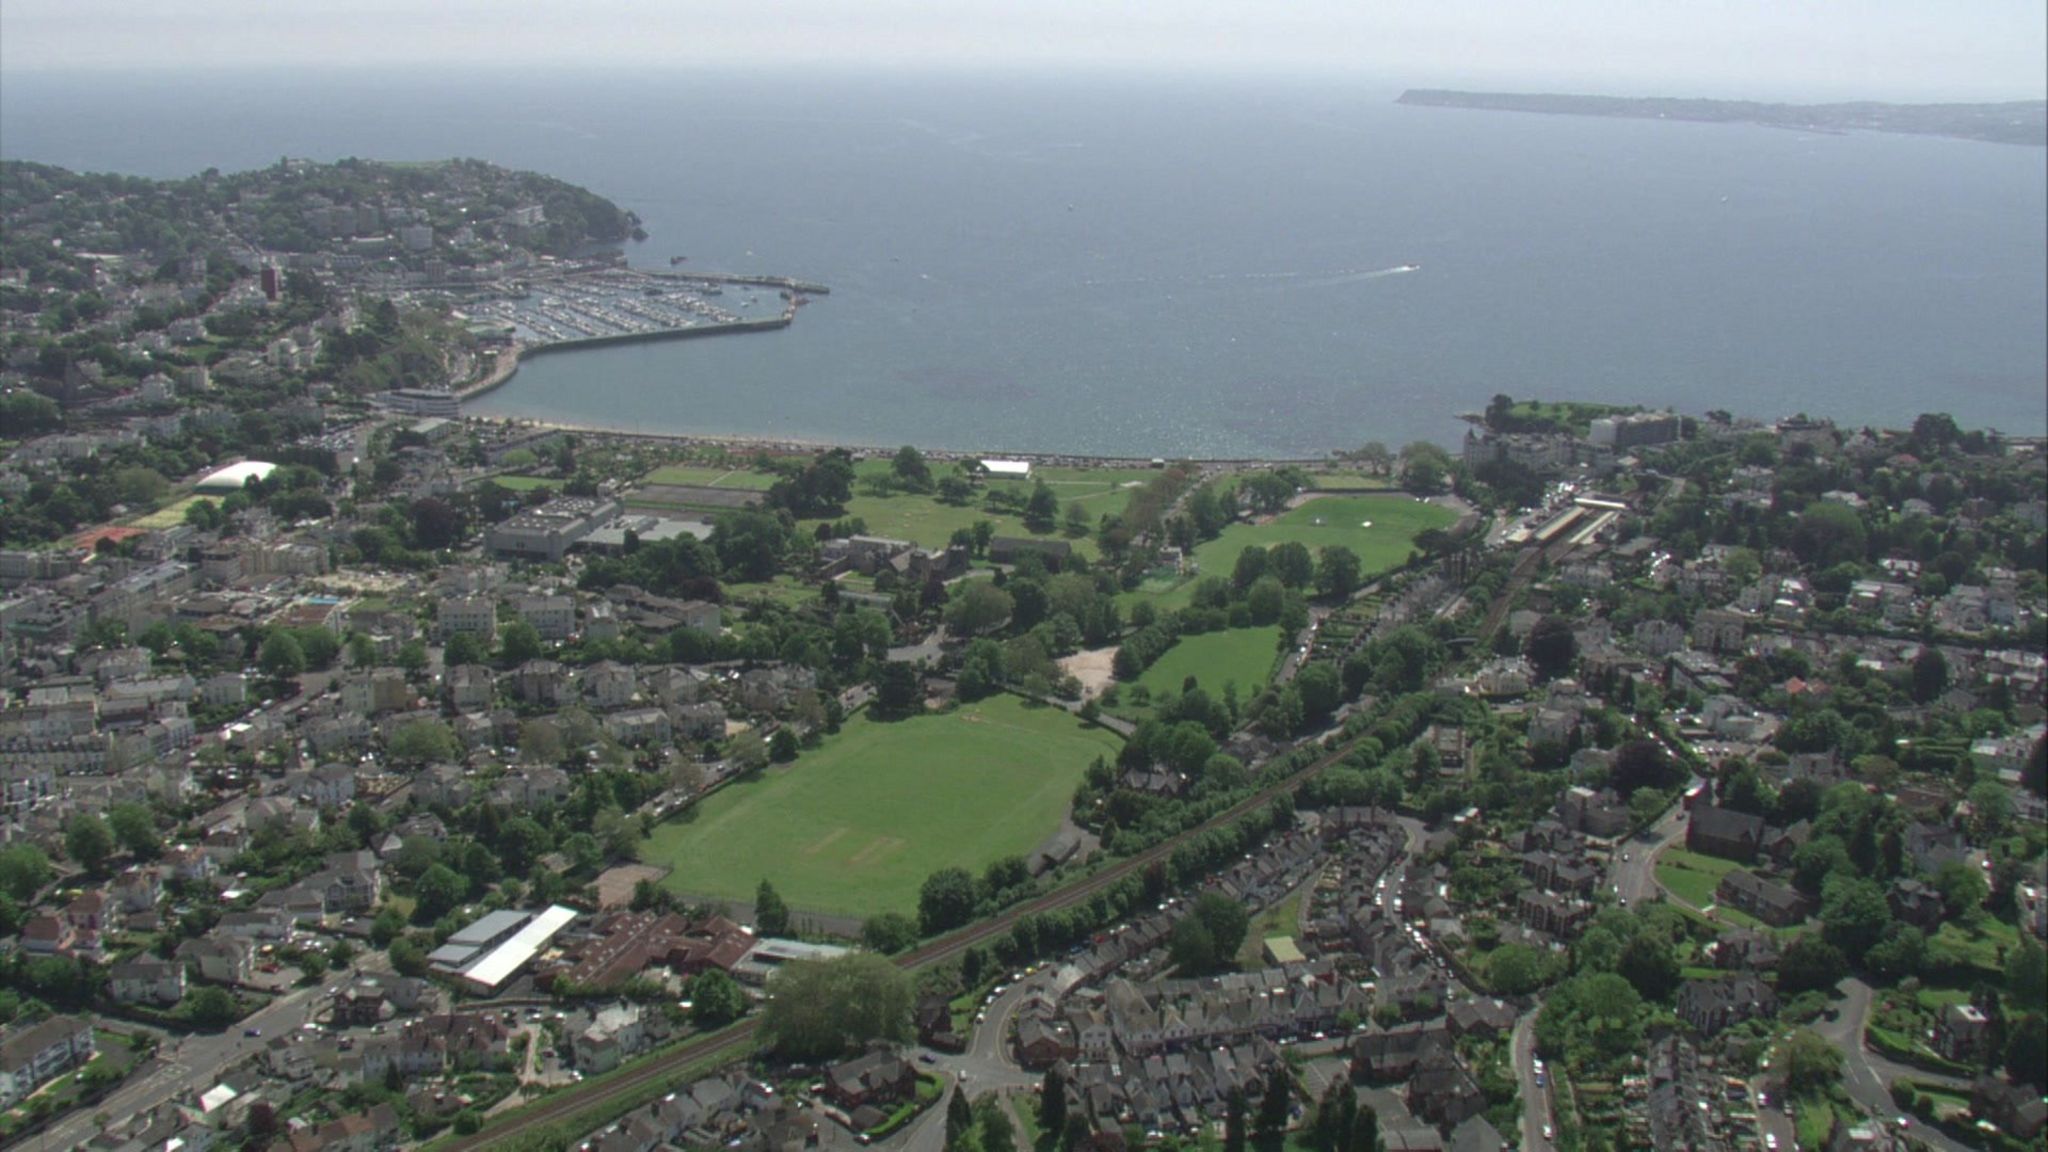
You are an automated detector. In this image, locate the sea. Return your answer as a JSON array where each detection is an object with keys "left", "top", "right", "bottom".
[{"left": 4, "top": 67, "right": 2043, "bottom": 458}]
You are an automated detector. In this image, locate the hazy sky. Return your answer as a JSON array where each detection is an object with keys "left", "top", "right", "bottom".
[{"left": 4, "top": 0, "right": 2043, "bottom": 100}]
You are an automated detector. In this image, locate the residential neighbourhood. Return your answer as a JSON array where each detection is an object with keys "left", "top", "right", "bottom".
[{"left": 0, "top": 151, "right": 2044, "bottom": 1152}]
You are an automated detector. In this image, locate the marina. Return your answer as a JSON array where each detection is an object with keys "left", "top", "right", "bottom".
[{"left": 458, "top": 265, "right": 819, "bottom": 345}]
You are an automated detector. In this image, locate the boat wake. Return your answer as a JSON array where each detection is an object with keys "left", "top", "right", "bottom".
[{"left": 1083, "top": 263, "right": 1420, "bottom": 289}]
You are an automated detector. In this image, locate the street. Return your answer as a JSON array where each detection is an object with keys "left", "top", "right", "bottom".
[
  {"left": 36, "top": 980, "right": 326, "bottom": 1151},
  {"left": 1511, "top": 1009, "right": 1556, "bottom": 1152},
  {"left": 1811, "top": 979, "right": 1976, "bottom": 1152},
  {"left": 1609, "top": 784, "right": 1694, "bottom": 908}
]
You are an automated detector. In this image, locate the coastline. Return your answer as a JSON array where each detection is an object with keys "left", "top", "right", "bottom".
[{"left": 460, "top": 412, "right": 1341, "bottom": 468}]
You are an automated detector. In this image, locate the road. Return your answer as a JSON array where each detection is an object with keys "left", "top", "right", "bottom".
[
  {"left": 1611, "top": 794, "right": 1692, "bottom": 908},
  {"left": 1511, "top": 1009, "right": 1556, "bottom": 1152},
  {"left": 1812, "top": 979, "right": 1975, "bottom": 1152},
  {"left": 36, "top": 981, "right": 326, "bottom": 1152}
]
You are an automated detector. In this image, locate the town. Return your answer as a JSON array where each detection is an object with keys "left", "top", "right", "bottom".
[{"left": 0, "top": 157, "right": 2043, "bottom": 1152}]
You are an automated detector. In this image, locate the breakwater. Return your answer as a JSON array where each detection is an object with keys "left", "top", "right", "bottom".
[{"left": 456, "top": 299, "right": 810, "bottom": 403}]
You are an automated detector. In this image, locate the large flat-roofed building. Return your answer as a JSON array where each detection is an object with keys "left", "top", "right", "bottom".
[
  {"left": 731, "top": 937, "right": 851, "bottom": 985},
  {"left": 1588, "top": 412, "right": 1680, "bottom": 451},
  {"left": 455, "top": 905, "right": 579, "bottom": 994},
  {"left": 427, "top": 909, "right": 532, "bottom": 976},
  {"left": 383, "top": 388, "right": 461, "bottom": 418},
  {"left": 485, "top": 497, "right": 621, "bottom": 562},
  {"left": 978, "top": 459, "right": 1032, "bottom": 479}
]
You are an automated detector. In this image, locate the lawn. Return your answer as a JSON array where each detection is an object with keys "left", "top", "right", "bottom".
[
  {"left": 1653, "top": 847, "right": 1740, "bottom": 909},
  {"left": 645, "top": 694, "right": 1121, "bottom": 918},
  {"left": 1133, "top": 626, "right": 1283, "bottom": 701},
  {"left": 1235, "top": 879, "right": 1311, "bottom": 969},
  {"left": 642, "top": 464, "right": 777, "bottom": 490},
  {"left": 485, "top": 474, "right": 561, "bottom": 491},
  {"left": 128, "top": 495, "right": 206, "bottom": 529},
  {"left": 1141, "top": 494, "right": 1457, "bottom": 610},
  {"left": 805, "top": 464, "right": 1144, "bottom": 559},
  {"left": 1927, "top": 917, "right": 2019, "bottom": 975}
]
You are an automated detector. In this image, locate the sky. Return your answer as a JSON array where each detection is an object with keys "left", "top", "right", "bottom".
[{"left": 2, "top": 0, "right": 2043, "bottom": 101}]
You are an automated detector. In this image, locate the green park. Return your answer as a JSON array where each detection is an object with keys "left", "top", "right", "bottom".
[
  {"left": 1143, "top": 493, "right": 1458, "bottom": 610},
  {"left": 645, "top": 694, "right": 1122, "bottom": 919}
]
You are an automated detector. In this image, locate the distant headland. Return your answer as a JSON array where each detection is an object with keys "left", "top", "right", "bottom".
[{"left": 1396, "top": 89, "right": 2048, "bottom": 147}]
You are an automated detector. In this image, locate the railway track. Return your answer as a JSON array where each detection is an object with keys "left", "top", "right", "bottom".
[{"left": 442, "top": 722, "right": 1377, "bottom": 1151}]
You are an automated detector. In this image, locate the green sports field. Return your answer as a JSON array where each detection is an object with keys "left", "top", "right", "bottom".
[
  {"left": 1143, "top": 494, "right": 1457, "bottom": 610},
  {"left": 1135, "top": 626, "right": 1283, "bottom": 699},
  {"left": 645, "top": 694, "right": 1121, "bottom": 919},
  {"left": 641, "top": 464, "right": 778, "bottom": 490}
]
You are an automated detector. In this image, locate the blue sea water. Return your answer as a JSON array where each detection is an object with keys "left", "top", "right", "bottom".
[{"left": 4, "top": 67, "right": 2042, "bottom": 456}]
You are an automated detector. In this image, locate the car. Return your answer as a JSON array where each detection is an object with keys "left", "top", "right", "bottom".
[
  {"left": 1535, "top": 1073, "right": 1545, "bottom": 1088},
  {"left": 1895, "top": 1117, "right": 1911, "bottom": 1129},
  {"left": 1766, "top": 1135, "right": 1779, "bottom": 1151},
  {"left": 245, "top": 1028, "right": 261, "bottom": 1037},
  {"left": 919, "top": 1054, "right": 937, "bottom": 1065},
  {"left": 1541, "top": 1124, "right": 1553, "bottom": 1140}
]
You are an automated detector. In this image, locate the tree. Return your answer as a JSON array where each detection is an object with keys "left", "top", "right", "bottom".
[
  {"left": 862, "top": 912, "right": 920, "bottom": 954},
  {"left": 755, "top": 880, "right": 792, "bottom": 937},
  {"left": 1525, "top": 615, "right": 1578, "bottom": 681},
  {"left": 1966, "top": 781, "right": 2013, "bottom": 841},
  {"left": 0, "top": 845, "right": 53, "bottom": 902},
  {"left": 107, "top": 802, "right": 161, "bottom": 860},
  {"left": 1616, "top": 933, "right": 1681, "bottom": 1002},
  {"left": 1169, "top": 916, "right": 1220, "bottom": 976},
  {"left": 388, "top": 719, "right": 460, "bottom": 764},
  {"left": 1399, "top": 442, "right": 1448, "bottom": 493},
  {"left": 1820, "top": 874, "right": 1893, "bottom": 957},
  {"left": 690, "top": 968, "right": 746, "bottom": 1027},
  {"left": 499, "top": 620, "right": 543, "bottom": 665},
  {"left": 1224, "top": 1089, "right": 1248, "bottom": 1152},
  {"left": 1611, "top": 739, "right": 1679, "bottom": 798},
  {"left": 1232, "top": 547, "right": 1269, "bottom": 591},
  {"left": 1347, "top": 1104, "right": 1378, "bottom": 1152},
  {"left": 891, "top": 445, "right": 933, "bottom": 491},
  {"left": 2007, "top": 937, "right": 2047, "bottom": 1009},
  {"left": 1296, "top": 663, "right": 1342, "bottom": 725},
  {"left": 1779, "top": 1029, "right": 1845, "bottom": 1095},
  {"left": 413, "top": 863, "right": 466, "bottom": 922},
  {"left": 945, "top": 581, "right": 1015, "bottom": 636},
  {"left": 1910, "top": 648, "right": 1949, "bottom": 704},
  {"left": 875, "top": 662, "right": 923, "bottom": 719},
  {"left": 1310, "top": 1077, "right": 1357, "bottom": 1152},
  {"left": 1933, "top": 859, "right": 1989, "bottom": 922},
  {"left": 182, "top": 985, "right": 240, "bottom": 1029},
  {"left": 757, "top": 953, "right": 913, "bottom": 1059},
  {"left": 65, "top": 814, "right": 114, "bottom": 875},
  {"left": 1042, "top": 1065, "right": 1070, "bottom": 1139},
  {"left": 1270, "top": 542, "right": 1315, "bottom": 589},
  {"left": 919, "top": 867, "right": 978, "bottom": 935},
  {"left": 1790, "top": 502, "right": 1867, "bottom": 568},
  {"left": 1255, "top": 1066, "right": 1292, "bottom": 1152},
  {"left": 1315, "top": 546, "right": 1362, "bottom": 600},
  {"left": 1488, "top": 943, "right": 1550, "bottom": 995},
  {"left": 258, "top": 631, "right": 306, "bottom": 681},
  {"left": 1776, "top": 936, "right": 1849, "bottom": 996},
  {"left": 2007, "top": 1014, "right": 2047, "bottom": 1091},
  {"left": 946, "top": 1086, "right": 975, "bottom": 1149},
  {"left": 769, "top": 727, "right": 800, "bottom": 762},
  {"left": 1025, "top": 482, "right": 1060, "bottom": 532},
  {"left": 1191, "top": 891, "right": 1250, "bottom": 968},
  {"left": 444, "top": 630, "right": 489, "bottom": 667}
]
